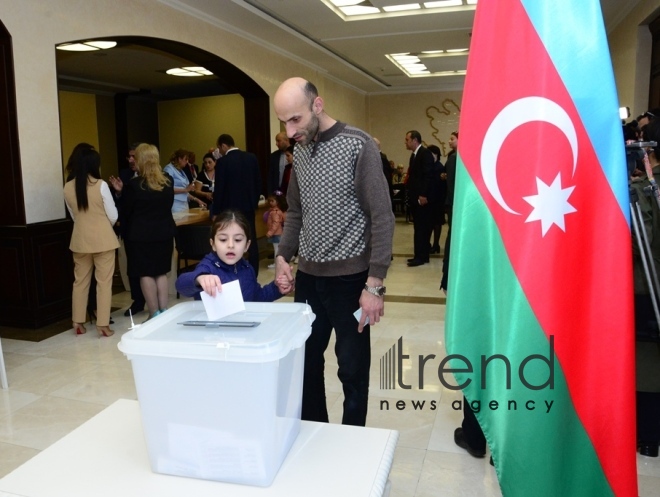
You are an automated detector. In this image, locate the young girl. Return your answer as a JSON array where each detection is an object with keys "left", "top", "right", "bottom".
[
  {"left": 265, "top": 192, "right": 287, "bottom": 269},
  {"left": 176, "top": 210, "right": 292, "bottom": 301}
]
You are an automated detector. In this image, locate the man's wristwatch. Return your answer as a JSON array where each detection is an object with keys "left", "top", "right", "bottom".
[{"left": 364, "top": 284, "right": 386, "bottom": 297}]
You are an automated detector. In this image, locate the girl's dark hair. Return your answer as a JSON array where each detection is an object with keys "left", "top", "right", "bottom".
[
  {"left": 268, "top": 191, "right": 288, "bottom": 211},
  {"left": 451, "top": 131, "right": 459, "bottom": 138},
  {"left": 210, "top": 209, "right": 251, "bottom": 241},
  {"left": 73, "top": 148, "right": 102, "bottom": 211},
  {"left": 202, "top": 152, "right": 215, "bottom": 162},
  {"left": 65, "top": 142, "right": 95, "bottom": 181}
]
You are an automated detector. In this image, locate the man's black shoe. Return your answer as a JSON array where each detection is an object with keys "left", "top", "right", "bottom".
[
  {"left": 124, "top": 303, "right": 145, "bottom": 317},
  {"left": 639, "top": 444, "right": 659, "bottom": 457},
  {"left": 407, "top": 258, "right": 416, "bottom": 263},
  {"left": 454, "top": 428, "right": 486, "bottom": 458},
  {"left": 490, "top": 456, "right": 494, "bottom": 466},
  {"left": 407, "top": 259, "right": 425, "bottom": 267}
]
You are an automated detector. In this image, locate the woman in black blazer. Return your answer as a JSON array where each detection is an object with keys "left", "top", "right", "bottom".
[{"left": 122, "top": 143, "right": 176, "bottom": 319}]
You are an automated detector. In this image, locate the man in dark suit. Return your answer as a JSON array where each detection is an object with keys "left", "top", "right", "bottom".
[
  {"left": 211, "top": 134, "right": 262, "bottom": 275},
  {"left": 404, "top": 130, "right": 435, "bottom": 267},
  {"left": 267, "top": 131, "right": 291, "bottom": 194}
]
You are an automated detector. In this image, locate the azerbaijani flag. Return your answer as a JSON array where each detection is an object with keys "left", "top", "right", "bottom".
[{"left": 445, "top": 0, "right": 637, "bottom": 495}]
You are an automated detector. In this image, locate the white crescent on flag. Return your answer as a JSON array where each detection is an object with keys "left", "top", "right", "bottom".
[{"left": 480, "top": 96, "right": 578, "bottom": 215}]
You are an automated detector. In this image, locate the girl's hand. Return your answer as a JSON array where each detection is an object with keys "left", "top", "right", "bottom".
[
  {"left": 196, "top": 275, "right": 222, "bottom": 296},
  {"left": 275, "top": 274, "right": 293, "bottom": 294}
]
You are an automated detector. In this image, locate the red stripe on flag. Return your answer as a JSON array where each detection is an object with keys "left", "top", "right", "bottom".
[{"left": 459, "top": 1, "right": 636, "bottom": 494}]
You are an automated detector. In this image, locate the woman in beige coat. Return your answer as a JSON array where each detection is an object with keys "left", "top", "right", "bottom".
[{"left": 63, "top": 148, "right": 119, "bottom": 337}]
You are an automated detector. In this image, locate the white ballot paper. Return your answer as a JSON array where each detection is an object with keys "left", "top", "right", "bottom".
[{"left": 199, "top": 280, "right": 245, "bottom": 320}]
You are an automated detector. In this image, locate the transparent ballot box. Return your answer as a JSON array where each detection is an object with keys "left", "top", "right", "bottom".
[{"left": 118, "top": 301, "right": 314, "bottom": 486}]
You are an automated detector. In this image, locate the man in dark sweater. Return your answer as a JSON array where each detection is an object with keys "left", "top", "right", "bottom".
[{"left": 274, "top": 77, "right": 395, "bottom": 426}]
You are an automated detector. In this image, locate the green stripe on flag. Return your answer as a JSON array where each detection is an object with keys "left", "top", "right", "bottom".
[{"left": 446, "top": 156, "right": 613, "bottom": 496}]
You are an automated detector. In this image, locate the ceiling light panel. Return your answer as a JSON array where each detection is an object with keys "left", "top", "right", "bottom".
[
  {"left": 166, "top": 66, "right": 214, "bottom": 77},
  {"left": 383, "top": 4, "right": 421, "bottom": 12},
  {"left": 56, "top": 40, "right": 117, "bottom": 52},
  {"left": 387, "top": 48, "right": 468, "bottom": 78},
  {"left": 423, "top": 1, "right": 462, "bottom": 7},
  {"left": 323, "top": 0, "right": 476, "bottom": 20},
  {"left": 56, "top": 44, "right": 98, "bottom": 52},
  {"left": 340, "top": 5, "right": 380, "bottom": 15},
  {"left": 85, "top": 41, "right": 117, "bottom": 50}
]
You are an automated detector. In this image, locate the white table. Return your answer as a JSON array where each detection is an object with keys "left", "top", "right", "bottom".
[{"left": 0, "top": 399, "right": 398, "bottom": 497}]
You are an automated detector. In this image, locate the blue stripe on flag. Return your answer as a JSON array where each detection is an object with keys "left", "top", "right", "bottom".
[{"left": 520, "top": 0, "right": 629, "bottom": 223}]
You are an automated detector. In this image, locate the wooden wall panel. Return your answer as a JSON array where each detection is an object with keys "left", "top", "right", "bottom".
[{"left": 0, "top": 221, "right": 73, "bottom": 328}]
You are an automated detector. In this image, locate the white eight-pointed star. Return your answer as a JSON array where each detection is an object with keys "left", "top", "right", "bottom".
[{"left": 522, "top": 173, "right": 577, "bottom": 236}]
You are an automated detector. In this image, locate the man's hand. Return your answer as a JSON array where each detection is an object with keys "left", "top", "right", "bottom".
[
  {"left": 275, "top": 255, "right": 295, "bottom": 292},
  {"left": 196, "top": 275, "right": 222, "bottom": 296},
  {"left": 358, "top": 276, "right": 385, "bottom": 332}
]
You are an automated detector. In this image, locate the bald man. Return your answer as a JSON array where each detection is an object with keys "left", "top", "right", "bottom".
[
  {"left": 267, "top": 131, "right": 291, "bottom": 194},
  {"left": 273, "top": 77, "right": 395, "bottom": 426}
]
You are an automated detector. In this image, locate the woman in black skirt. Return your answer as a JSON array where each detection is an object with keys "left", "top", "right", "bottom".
[{"left": 122, "top": 143, "right": 175, "bottom": 319}]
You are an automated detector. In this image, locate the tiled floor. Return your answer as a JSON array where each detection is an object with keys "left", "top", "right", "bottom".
[{"left": 0, "top": 218, "right": 659, "bottom": 495}]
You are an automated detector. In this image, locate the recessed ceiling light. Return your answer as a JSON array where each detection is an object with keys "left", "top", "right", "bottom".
[
  {"left": 387, "top": 50, "right": 468, "bottom": 78},
  {"left": 324, "top": 0, "right": 475, "bottom": 20},
  {"left": 183, "top": 66, "right": 213, "bottom": 75},
  {"left": 56, "top": 41, "right": 117, "bottom": 51},
  {"left": 418, "top": 48, "right": 469, "bottom": 58},
  {"left": 340, "top": 5, "right": 380, "bottom": 15},
  {"left": 383, "top": 4, "right": 421, "bottom": 13},
  {"left": 423, "top": 0, "right": 462, "bottom": 7},
  {"left": 85, "top": 41, "right": 117, "bottom": 50},
  {"left": 166, "top": 66, "right": 214, "bottom": 77}
]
